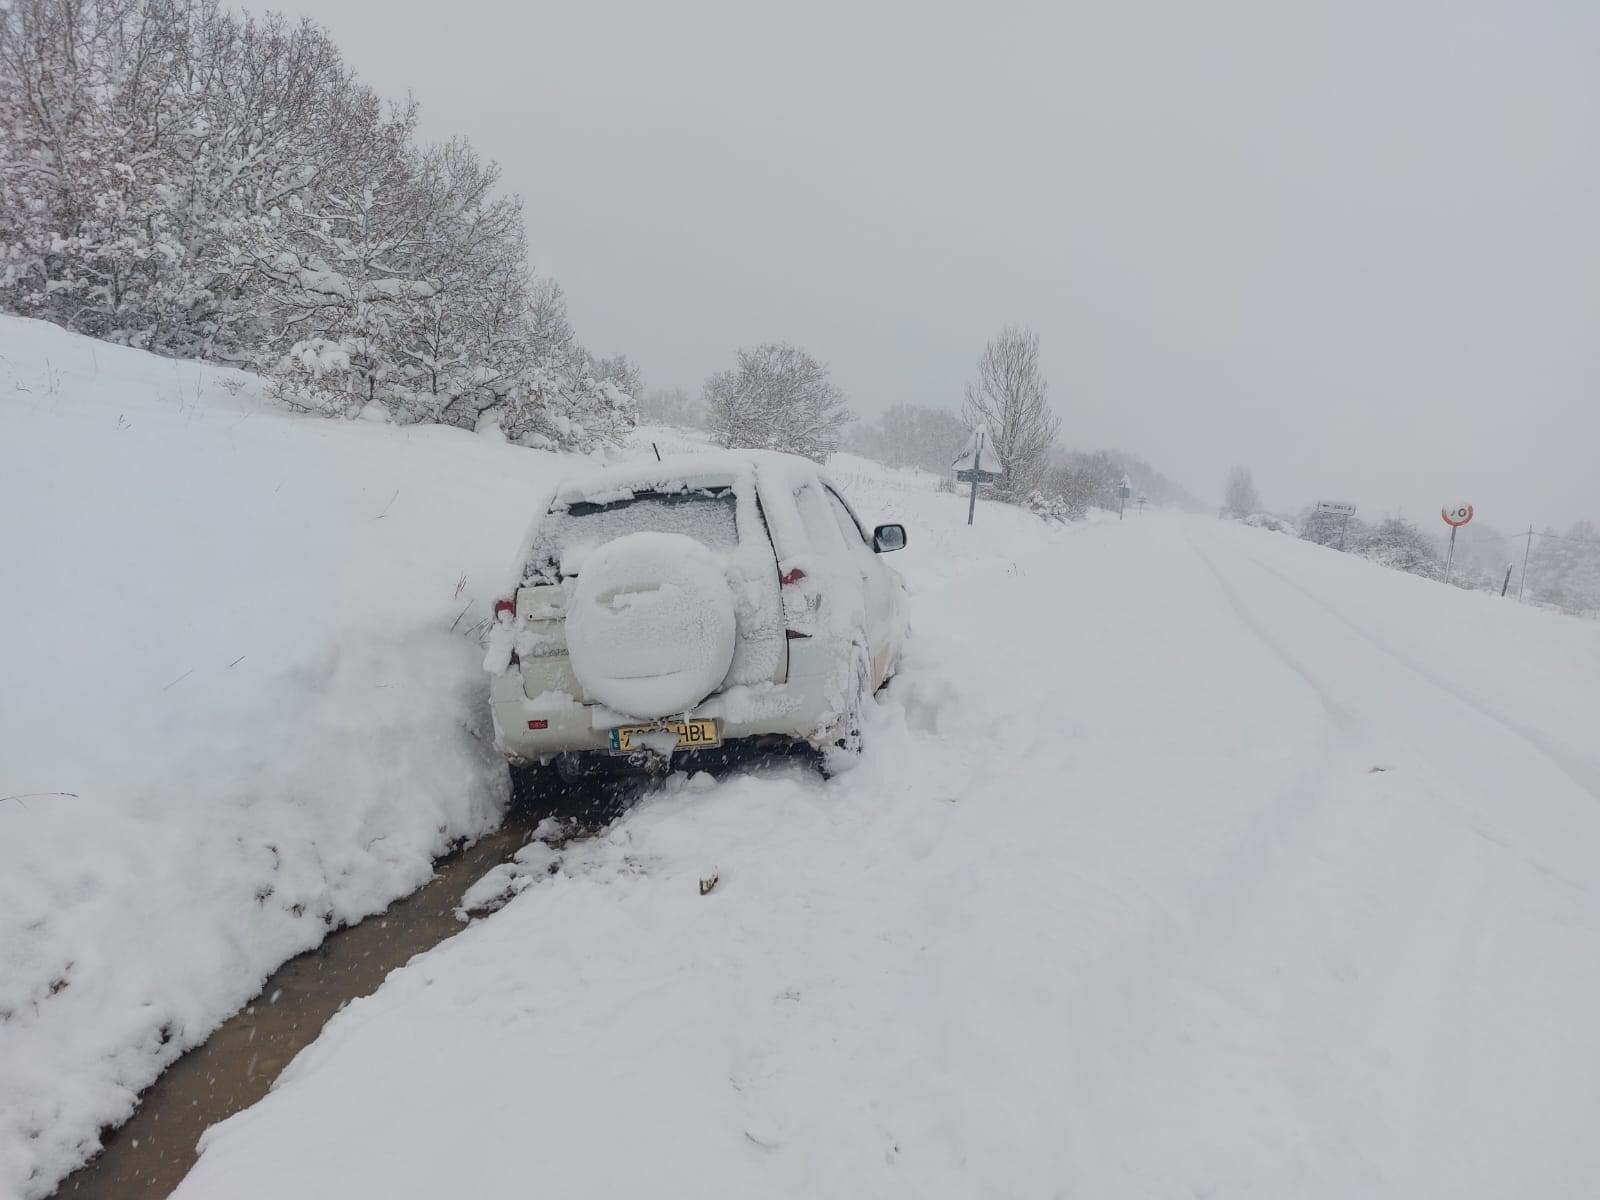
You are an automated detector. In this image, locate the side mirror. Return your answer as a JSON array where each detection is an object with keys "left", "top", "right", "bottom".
[{"left": 873, "top": 524, "right": 907, "bottom": 553}]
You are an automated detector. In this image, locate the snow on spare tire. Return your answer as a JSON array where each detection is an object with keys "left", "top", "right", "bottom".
[{"left": 565, "top": 531, "right": 737, "bottom": 720}]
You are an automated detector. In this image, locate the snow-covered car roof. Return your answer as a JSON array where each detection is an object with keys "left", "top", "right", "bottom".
[{"left": 550, "top": 450, "right": 820, "bottom": 508}]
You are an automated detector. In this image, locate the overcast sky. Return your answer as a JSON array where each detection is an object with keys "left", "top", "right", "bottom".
[{"left": 279, "top": 0, "right": 1598, "bottom": 527}]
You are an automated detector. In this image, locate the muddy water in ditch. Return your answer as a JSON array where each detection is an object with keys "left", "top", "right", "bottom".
[{"left": 55, "top": 786, "right": 637, "bottom": 1200}]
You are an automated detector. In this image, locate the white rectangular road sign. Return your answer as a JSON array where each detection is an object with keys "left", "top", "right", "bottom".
[{"left": 1316, "top": 500, "right": 1357, "bottom": 516}]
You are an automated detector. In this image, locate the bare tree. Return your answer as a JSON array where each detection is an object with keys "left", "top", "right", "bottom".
[
  {"left": 849, "top": 403, "right": 967, "bottom": 474},
  {"left": 962, "top": 326, "right": 1060, "bottom": 501},
  {"left": 1223, "top": 465, "right": 1260, "bottom": 517},
  {"left": 639, "top": 387, "right": 705, "bottom": 428},
  {"left": 704, "top": 343, "right": 851, "bottom": 463}
]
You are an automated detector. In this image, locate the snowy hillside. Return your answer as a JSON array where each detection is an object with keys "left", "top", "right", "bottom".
[{"left": 0, "top": 314, "right": 564, "bottom": 1196}]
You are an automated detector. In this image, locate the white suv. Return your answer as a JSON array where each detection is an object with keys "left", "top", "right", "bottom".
[{"left": 485, "top": 451, "right": 908, "bottom": 789}]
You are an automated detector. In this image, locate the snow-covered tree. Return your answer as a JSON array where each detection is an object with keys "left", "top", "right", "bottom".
[
  {"left": 1223, "top": 465, "right": 1260, "bottom": 517},
  {"left": 962, "top": 326, "right": 1059, "bottom": 502},
  {"left": 497, "top": 283, "right": 637, "bottom": 453},
  {"left": 1525, "top": 522, "right": 1600, "bottom": 615},
  {"left": 638, "top": 386, "right": 705, "bottom": 429},
  {"left": 1355, "top": 517, "right": 1439, "bottom": 579},
  {"left": 1047, "top": 450, "right": 1121, "bottom": 518},
  {"left": 0, "top": 0, "right": 637, "bottom": 452},
  {"left": 704, "top": 343, "right": 851, "bottom": 463},
  {"left": 849, "top": 404, "right": 967, "bottom": 475}
]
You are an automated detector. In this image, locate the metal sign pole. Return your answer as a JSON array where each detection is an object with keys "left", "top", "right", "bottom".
[
  {"left": 953, "top": 427, "right": 1002, "bottom": 528},
  {"left": 1440, "top": 503, "right": 1473, "bottom": 586}
]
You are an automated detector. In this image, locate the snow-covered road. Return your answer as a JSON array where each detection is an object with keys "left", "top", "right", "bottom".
[{"left": 170, "top": 511, "right": 1600, "bottom": 1200}]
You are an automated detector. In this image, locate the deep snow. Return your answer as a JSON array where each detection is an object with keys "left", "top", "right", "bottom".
[
  {"left": 167, "top": 482, "right": 1600, "bottom": 1197},
  {"left": 7, "top": 315, "right": 1600, "bottom": 1199},
  {"left": 0, "top": 315, "right": 585, "bottom": 1198}
]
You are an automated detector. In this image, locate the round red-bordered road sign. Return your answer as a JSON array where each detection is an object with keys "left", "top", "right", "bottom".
[{"left": 1442, "top": 503, "right": 1474, "bottom": 527}]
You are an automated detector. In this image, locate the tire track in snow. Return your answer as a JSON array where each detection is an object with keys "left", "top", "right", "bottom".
[
  {"left": 1208, "top": 534, "right": 1600, "bottom": 806},
  {"left": 1054, "top": 528, "right": 1379, "bottom": 1190},
  {"left": 1101, "top": 528, "right": 1600, "bottom": 1196},
  {"left": 1193, "top": 529, "right": 1600, "bottom": 896}
]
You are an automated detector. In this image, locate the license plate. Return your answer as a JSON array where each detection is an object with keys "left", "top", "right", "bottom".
[{"left": 609, "top": 718, "right": 721, "bottom": 755}]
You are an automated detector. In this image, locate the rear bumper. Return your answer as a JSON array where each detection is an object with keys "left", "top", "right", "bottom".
[{"left": 490, "top": 638, "right": 847, "bottom": 764}]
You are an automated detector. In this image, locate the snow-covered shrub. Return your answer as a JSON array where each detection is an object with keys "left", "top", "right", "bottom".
[
  {"left": 1026, "top": 490, "right": 1073, "bottom": 524},
  {"left": 704, "top": 343, "right": 851, "bottom": 463},
  {"left": 1242, "top": 513, "right": 1296, "bottom": 535},
  {"left": 1354, "top": 517, "right": 1440, "bottom": 579},
  {"left": 501, "top": 368, "right": 638, "bottom": 456}
]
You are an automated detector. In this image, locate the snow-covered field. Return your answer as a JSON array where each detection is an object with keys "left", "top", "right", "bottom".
[
  {"left": 166, "top": 477, "right": 1600, "bottom": 1193},
  {"left": 7, "top": 316, "right": 1600, "bottom": 1199}
]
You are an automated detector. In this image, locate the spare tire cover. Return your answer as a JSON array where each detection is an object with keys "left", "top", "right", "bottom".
[{"left": 565, "top": 531, "right": 737, "bottom": 720}]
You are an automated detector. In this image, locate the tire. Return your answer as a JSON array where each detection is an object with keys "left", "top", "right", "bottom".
[
  {"left": 508, "top": 759, "right": 565, "bottom": 817},
  {"left": 509, "top": 758, "right": 651, "bottom": 829},
  {"left": 821, "top": 641, "right": 873, "bottom": 777}
]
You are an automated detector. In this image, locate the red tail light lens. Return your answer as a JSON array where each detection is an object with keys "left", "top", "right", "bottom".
[
  {"left": 527, "top": 719, "right": 548, "bottom": 730},
  {"left": 780, "top": 566, "right": 816, "bottom": 639}
]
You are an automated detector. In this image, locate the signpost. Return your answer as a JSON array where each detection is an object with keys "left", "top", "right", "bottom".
[
  {"left": 952, "top": 428, "right": 1003, "bottom": 526},
  {"left": 1136, "top": 494, "right": 1148, "bottom": 516},
  {"left": 1117, "top": 475, "right": 1133, "bottom": 520},
  {"left": 1441, "top": 502, "right": 1474, "bottom": 584},
  {"left": 1316, "top": 499, "right": 1357, "bottom": 550}
]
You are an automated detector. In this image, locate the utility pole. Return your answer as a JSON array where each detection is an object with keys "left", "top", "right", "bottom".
[{"left": 1518, "top": 525, "right": 1533, "bottom": 602}]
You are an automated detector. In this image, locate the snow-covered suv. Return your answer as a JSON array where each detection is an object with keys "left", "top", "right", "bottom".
[{"left": 485, "top": 451, "right": 909, "bottom": 788}]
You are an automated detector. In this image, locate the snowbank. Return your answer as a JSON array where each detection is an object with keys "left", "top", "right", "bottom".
[{"left": 0, "top": 316, "right": 574, "bottom": 1197}]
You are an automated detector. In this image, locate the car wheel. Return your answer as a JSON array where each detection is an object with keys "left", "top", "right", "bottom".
[
  {"left": 821, "top": 641, "right": 873, "bottom": 776},
  {"left": 508, "top": 759, "right": 564, "bottom": 814}
]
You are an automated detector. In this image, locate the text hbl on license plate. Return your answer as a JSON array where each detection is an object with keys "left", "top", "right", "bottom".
[{"left": 610, "top": 719, "right": 721, "bottom": 754}]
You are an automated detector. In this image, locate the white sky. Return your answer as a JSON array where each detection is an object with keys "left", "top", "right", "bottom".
[{"left": 280, "top": 0, "right": 1599, "bottom": 527}]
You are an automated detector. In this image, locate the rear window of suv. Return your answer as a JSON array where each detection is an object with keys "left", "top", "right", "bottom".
[{"left": 524, "top": 488, "right": 740, "bottom": 582}]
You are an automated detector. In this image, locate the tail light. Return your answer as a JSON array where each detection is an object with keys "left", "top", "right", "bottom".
[
  {"left": 494, "top": 596, "right": 516, "bottom": 619},
  {"left": 780, "top": 565, "right": 819, "bottom": 638}
]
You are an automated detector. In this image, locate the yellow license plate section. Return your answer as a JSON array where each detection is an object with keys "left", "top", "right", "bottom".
[{"left": 609, "top": 718, "right": 721, "bottom": 755}]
